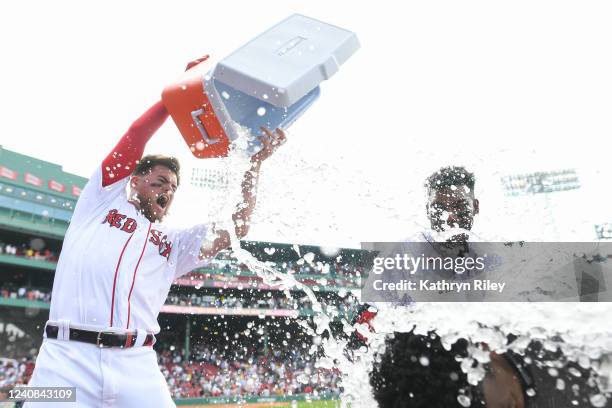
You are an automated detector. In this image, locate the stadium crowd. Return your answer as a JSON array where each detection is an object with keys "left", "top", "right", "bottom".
[
  {"left": 0, "top": 330, "right": 37, "bottom": 395},
  {"left": 0, "top": 287, "right": 51, "bottom": 303},
  {"left": 0, "top": 243, "right": 58, "bottom": 263},
  {"left": 158, "top": 344, "right": 341, "bottom": 399},
  {"left": 0, "top": 357, "right": 33, "bottom": 389}
]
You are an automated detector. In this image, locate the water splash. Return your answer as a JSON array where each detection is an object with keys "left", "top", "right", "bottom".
[
  {"left": 340, "top": 302, "right": 612, "bottom": 406},
  {"left": 168, "top": 122, "right": 612, "bottom": 407}
]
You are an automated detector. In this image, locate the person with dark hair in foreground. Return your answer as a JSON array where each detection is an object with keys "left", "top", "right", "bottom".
[
  {"left": 370, "top": 331, "right": 485, "bottom": 407},
  {"left": 369, "top": 330, "right": 608, "bottom": 408}
]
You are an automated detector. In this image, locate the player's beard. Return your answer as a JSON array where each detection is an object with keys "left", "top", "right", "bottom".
[
  {"left": 139, "top": 195, "right": 166, "bottom": 223},
  {"left": 430, "top": 214, "right": 473, "bottom": 233}
]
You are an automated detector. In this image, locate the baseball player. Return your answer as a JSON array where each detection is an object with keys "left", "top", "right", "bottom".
[
  {"left": 353, "top": 167, "right": 528, "bottom": 407},
  {"left": 358, "top": 167, "right": 608, "bottom": 407},
  {"left": 24, "top": 57, "right": 286, "bottom": 407}
]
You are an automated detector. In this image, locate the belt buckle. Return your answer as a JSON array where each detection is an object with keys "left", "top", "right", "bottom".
[{"left": 96, "top": 331, "right": 116, "bottom": 348}]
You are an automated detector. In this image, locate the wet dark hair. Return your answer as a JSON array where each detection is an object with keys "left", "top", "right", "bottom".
[
  {"left": 132, "top": 154, "right": 181, "bottom": 186},
  {"left": 370, "top": 331, "right": 482, "bottom": 408},
  {"left": 426, "top": 166, "right": 475, "bottom": 193}
]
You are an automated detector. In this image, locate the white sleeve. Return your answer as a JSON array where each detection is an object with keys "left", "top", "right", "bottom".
[
  {"left": 69, "top": 167, "right": 129, "bottom": 226},
  {"left": 173, "top": 223, "right": 216, "bottom": 279}
]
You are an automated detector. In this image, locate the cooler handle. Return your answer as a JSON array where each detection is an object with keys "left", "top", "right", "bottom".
[{"left": 191, "top": 108, "right": 220, "bottom": 145}]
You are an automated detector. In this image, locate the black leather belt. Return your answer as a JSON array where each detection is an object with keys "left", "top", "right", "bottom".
[{"left": 45, "top": 325, "right": 155, "bottom": 348}]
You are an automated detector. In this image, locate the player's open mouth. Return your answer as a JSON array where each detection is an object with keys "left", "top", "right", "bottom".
[{"left": 156, "top": 195, "right": 168, "bottom": 209}]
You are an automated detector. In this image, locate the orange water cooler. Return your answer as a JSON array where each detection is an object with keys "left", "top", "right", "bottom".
[{"left": 162, "top": 14, "right": 360, "bottom": 159}]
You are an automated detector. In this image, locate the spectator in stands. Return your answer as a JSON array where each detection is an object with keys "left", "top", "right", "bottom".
[
  {"left": 0, "top": 242, "right": 56, "bottom": 261},
  {"left": 0, "top": 287, "right": 51, "bottom": 303}
]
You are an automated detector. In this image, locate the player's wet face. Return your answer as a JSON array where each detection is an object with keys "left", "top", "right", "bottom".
[
  {"left": 427, "top": 186, "right": 479, "bottom": 232},
  {"left": 131, "top": 165, "right": 178, "bottom": 222}
]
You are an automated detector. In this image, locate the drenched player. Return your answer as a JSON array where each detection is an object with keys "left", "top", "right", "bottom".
[
  {"left": 24, "top": 57, "right": 286, "bottom": 407},
  {"left": 363, "top": 167, "right": 608, "bottom": 407},
  {"left": 425, "top": 165, "right": 479, "bottom": 241},
  {"left": 357, "top": 167, "right": 526, "bottom": 407},
  {"left": 369, "top": 331, "right": 525, "bottom": 408}
]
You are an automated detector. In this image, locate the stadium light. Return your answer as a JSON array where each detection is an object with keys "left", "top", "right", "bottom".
[{"left": 501, "top": 169, "right": 580, "bottom": 196}]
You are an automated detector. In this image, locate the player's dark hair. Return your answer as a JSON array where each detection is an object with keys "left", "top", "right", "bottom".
[
  {"left": 133, "top": 154, "right": 181, "bottom": 186},
  {"left": 370, "top": 331, "right": 482, "bottom": 408},
  {"left": 426, "top": 166, "right": 475, "bottom": 193}
]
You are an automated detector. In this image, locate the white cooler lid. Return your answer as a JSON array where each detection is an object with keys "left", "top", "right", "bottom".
[{"left": 212, "top": 14, "right": 359, "bottom": 108}]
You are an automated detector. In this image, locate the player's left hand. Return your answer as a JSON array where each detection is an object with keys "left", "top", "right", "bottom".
[{"left": 251, "top": 127, "right": 286, "bottom": 163}]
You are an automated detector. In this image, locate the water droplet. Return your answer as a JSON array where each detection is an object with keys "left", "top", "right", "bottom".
[
  {"left": 569, "top": 367, "right": 582, "bottom": 377},
  {"left": 221, "top": 91, "right": 230, "bottom": 99},
  {"left": 557, "top": 379, "right": 566, "bottom": 390},
  {"left": 257, "top": 107, "right": 266, "bottom": 116},
  {"left": 419, "top": 356, "right": 430, "bottom": 366},
  {"left": 578, "top": 355, "right": 591, "bottom": 369},
  {"left": 590, "top": 394, "right": 608, "bottom": 407},
  {"left": 195, "top": 141, "right": 205, "bottom": 151},
  {"left": 457, "top": 395, "right": 471, "bottom": 407},
  {"left": 181, "top": 85, "right": 187, "bottom": 90}
]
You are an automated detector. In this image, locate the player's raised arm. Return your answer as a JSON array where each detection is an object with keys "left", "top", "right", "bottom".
[
  {"left": 101, "top": 56, "right": 210, "bottom": 188},
  {"left": 199, "top": 127, "right": 287, "bottom": 259},
  {"left": 101, "top": 101, "right": 169, "bottom": 187}
]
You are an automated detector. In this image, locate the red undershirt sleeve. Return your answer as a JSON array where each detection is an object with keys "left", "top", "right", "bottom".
[{"left": 101, "top": 100, "right": 169, "bottom": 187}]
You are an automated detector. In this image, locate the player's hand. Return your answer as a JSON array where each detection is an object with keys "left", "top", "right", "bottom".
[
  {"left": 185, "top": 55, "right": 209, "bottom": 71},
  {"left": 251, "top": 127, "right": 286, "bottom": 163}
]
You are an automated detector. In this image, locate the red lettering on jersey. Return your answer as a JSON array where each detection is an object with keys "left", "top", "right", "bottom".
[
  {"left": 160, "top": 241, "right": 172, "bottom": 258},
  {"left": 121, "top": 218, "right": 137, "bottom": 233},
  {"left": 149, "top": 230, "right": 173, "bottom": 259},
  {"left": 110, "top": 213, "right": 125, "bottom": 228},
  {"left": 103, "top": 209, "right": 118, "bottom": 225},
  {"left": 149, "top": 229, "right": 162, "bottom": 246},
  {"left": 102, "top": 209, "right": 136, "bottom": 234}
]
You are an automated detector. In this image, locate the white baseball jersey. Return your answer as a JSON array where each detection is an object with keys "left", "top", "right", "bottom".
[
  {"left": 25, "top": 166, "right": 213, "bottom": 407},
  {"left": 49, "top": 166, "right": 212, "bottom": 333}
]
